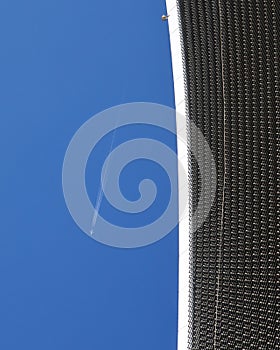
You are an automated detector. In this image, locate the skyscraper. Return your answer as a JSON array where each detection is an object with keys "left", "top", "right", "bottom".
[{"left": 166, "top": 1, "right": 280, "bottom": 348}]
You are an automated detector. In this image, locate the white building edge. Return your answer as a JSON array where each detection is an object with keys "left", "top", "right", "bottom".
[{"left": 165, "top": 1, "right": 191, "bottom": 349}]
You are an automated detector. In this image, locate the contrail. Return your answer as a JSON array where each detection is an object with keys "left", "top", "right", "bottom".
[
  {"left": 90, "top": 89, "right": 125, "bottom": 235},
  {"left": 90, "top": 121, "right": 118, "bottom": 235}
]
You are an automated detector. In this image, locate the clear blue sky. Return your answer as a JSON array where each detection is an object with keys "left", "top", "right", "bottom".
[{"left": 0, "top": 1, "right": 177, "bottom": 349}]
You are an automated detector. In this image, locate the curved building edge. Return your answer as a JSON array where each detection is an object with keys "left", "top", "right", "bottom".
[{"left": 165, "top": 1, "right": 191, "bottom": 349}]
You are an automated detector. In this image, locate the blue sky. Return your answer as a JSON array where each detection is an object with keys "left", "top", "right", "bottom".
[{"left": 0, "top": 1, "right": 177, "bottom": 349}]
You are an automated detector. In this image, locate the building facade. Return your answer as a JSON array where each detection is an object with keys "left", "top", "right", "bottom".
[{"left": 166, "top": 1, "right": 280, "bottom": 349}]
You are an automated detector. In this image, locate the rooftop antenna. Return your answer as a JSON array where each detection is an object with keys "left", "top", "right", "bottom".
[{"left": 162, "top": 14, "right": 170, "bottom": 21}]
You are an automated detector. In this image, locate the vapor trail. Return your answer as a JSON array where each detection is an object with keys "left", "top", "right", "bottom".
[{"left": 90, "top": 121, "right": 118, "bottom": 235}]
